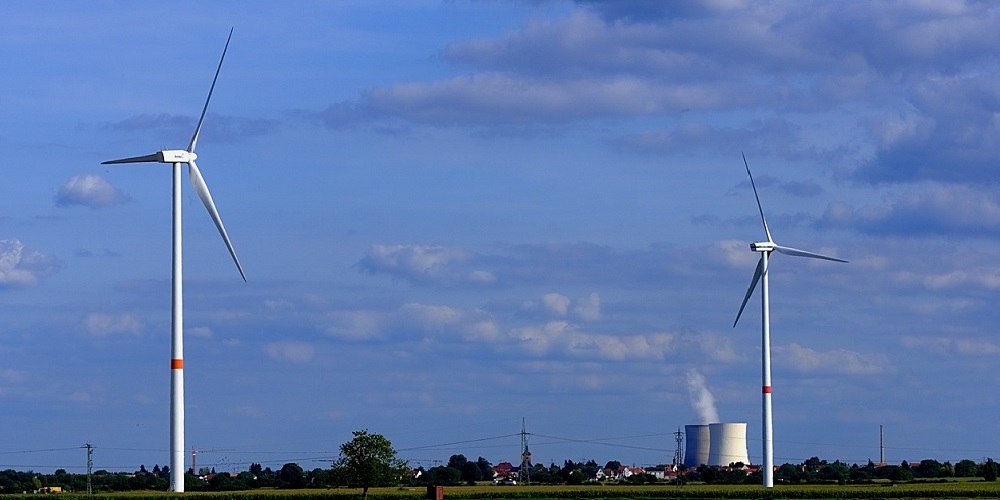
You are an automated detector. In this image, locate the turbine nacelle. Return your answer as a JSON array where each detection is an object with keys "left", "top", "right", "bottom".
[
  {"left": 162, "top": 150, "right": 197, "bottom": 163},
  {"left": 750, "top": 241, "right": 775, "bottom": 253}
]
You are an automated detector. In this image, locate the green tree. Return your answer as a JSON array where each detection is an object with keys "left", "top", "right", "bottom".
[
  {"left": 475, "top": 457, "right": 493, "bottom": 481},
  {"left": 567, "top": 469, "right": 585, "bottom": 485},
  {"left": 984, "top": 458, "right": 998, "bottom": 482},
  {"left": 420, "top": 466, "right": 460, "bottom": 486},
  {"left": 956, "top": 459, "right": 978, "bottom": 477},
  {"left": 334, "top": 429, "right": 408, "bottom": 500},
  {"left": 889, "top": 465, "right": 913, "bottom": 482},
  {"left": 447, "top": 455, "right": 468, "bottom": 470},
  {"left": 278, "top": 463, "right": 306, "bottom": 489},
  {"left": 460, "top": 461, "right": 482, "bottom": 484}
]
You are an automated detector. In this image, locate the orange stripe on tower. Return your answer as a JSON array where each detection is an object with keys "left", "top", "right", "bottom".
[
  {"left": 171, "top": 359, "right": 184, "bottom": 370},
  {"left": 762, "top": 385, "right": 771, "bottom": 394}
]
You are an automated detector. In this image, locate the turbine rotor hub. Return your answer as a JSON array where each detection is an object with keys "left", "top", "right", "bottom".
[{"left": 750, "top": 241, "right": 774, "bottom": 253}]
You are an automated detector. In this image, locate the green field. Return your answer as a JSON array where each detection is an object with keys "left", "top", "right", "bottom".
[{"left": 19, "top": 481, "right": 1000, "bottom": 500}]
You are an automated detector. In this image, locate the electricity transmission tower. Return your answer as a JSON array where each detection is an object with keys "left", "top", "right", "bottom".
[
  {"left": 672, "top": 428, "right": 684, "bottom": 486},
  {"left": 518, "top": 418, "right": 531, "bottom": 485},
  {"left": 85, "top": 443, "right": 93, "bottom": 495}
]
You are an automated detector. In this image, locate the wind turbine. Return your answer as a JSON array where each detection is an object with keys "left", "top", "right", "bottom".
[
  {"left": 732, "top": 153, "right": 846, "bottom": 488},
  {"left": 102, "top": 29, "right": 245, "bottom": 493}
]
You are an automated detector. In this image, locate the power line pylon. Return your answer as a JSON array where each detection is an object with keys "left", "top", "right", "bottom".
[
  {"left": 518, "top": 418, "right": 531, "bottom": 485},
  {"left": 85, "top": 443, "right": 93, "bottom": 495},
  {"left": 673, "top": 427, "right": 684, "bottom": 487}
]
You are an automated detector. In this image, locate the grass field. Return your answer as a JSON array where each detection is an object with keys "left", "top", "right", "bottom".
[{"left": 17, "top": 481, "right": 1000, "bottom": 500}]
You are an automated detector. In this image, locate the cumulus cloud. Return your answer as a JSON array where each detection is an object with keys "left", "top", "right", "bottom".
[
  {"left": 85, "top": 313, "right": 142, "bottom": 337},
  {"left": 0, "top": 239, "right": 61, "bottom": 288},
  {"left": 264, "top": 342, "right": 316, "bottom": 363},
  {"left": 358, "top": 244, "right": 495, "bottom": 285},
  {"left": 56, "top": 175, "right": 129, "bottom": 208},
  {"left": 776, "top": 343, "right": 887, "bottom": 375},
  {"left": 542, "top": 293, "right": 571, "bottom": 316},
  {"left": 572, "top": 292, "right": 601, "bottom": 321},
  {"left": 318, "top": 297, "right": 733, "bottom": 364}
]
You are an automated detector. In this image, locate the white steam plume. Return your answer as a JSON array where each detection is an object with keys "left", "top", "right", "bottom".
[{"left": 686, "top": 368, "right": 720, "bottom": 424}]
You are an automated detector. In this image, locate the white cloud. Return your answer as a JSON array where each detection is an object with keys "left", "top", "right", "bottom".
[
  {"left": 0, "top": 239, "right": 60, "bottom": 288},
  {"left": 186, "top": 326, "right": 213, "bottom": 339},
  {"left": 85, "top": 313, "right": 142, "bottom": 337},
  {"left": 359, "top": 244, "right": 494, "bottom": 285},
  {"left": 903, "top": 336, "right": 1000, "bottom": 357},
  {"left": 572, "top": 292, "right": 601, "bottom": 320},
  {"left": 777, "top": 343, "right": 887, "bottom": 375},
  {"left": 264, "top": 341, "right": 316, "bottom": 363},
  {"left": 55, "top": 175, "right": 129, "bottom": 208},
  {"left": 542, "top": 293, "right": 571, "bottom": 316}
]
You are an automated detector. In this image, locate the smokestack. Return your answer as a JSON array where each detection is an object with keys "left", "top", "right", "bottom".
[{"left": 880, "top": 425, "right": 884, "bottom": 464}]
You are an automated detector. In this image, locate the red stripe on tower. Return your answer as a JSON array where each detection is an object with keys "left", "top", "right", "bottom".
[
  {"left": 762, "top": 385, "right": 771, "bottom": 394},
  {"left": 171, "top": 359, "right": 183, "bottom": 370}
]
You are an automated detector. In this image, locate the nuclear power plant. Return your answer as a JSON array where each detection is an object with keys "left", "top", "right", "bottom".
[{"left": 684, "top": 423, "right": 749, "bottom": 467}]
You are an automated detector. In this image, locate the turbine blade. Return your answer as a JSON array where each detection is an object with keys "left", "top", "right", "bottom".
[
  {"left": 188, "top": 28, "right": 233, "bottom": 153},
  {"left": 188, "top": 159, "right": 246, "bottom": 282},
  {"left": 774, "top": 245, "right": 848, "bottom": 263},
  {"left": 734, "top": 255, "right": 766, "bottom": 327},
  {"left": 743, "top": 152, "right": 773, "bottom": 243},
  {"left": 102, "top": 152, "right": 162, "bottom": 164}
]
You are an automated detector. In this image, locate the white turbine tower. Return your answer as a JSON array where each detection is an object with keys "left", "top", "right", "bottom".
[
  {"left": 102, "top": 29, "right": 245, "bottom": 493},
  {"left": 733, "top": 154, "right": 846, "bottom": 488}
]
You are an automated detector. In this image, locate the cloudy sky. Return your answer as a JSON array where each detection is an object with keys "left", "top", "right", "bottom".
[{"left": 3, "top": 0, "right": 1000, "bottom": 474}]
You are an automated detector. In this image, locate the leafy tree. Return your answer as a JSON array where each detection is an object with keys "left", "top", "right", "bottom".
[
  {"left": 447, "top": 454, "right": 468, "bottom": 470},
  {"left": 696, "top": 464, "right": 717, "bottom": 483},
  {"left": 915, "top": 459, "right": 946, "bottom": 478},
  {"left": 278, "top": 463, "right": 306, "bottom": 489},
  {"left": 567, "top": 469, "right": 585, "bottom": 485},
  {"left": 334, "top": 429, "right": 408, "bottom": 500},
  {"left": 476, "top": 457, "right": 493, "bottom": 481},
  {"left": 420, "top": 466, "right": 461, "bottom": 486},
  {"left": 775, "top": 463, "right": 802, "bottom": 484},
  {"left": 307, "top": 467, "right": 330, "bottom": 487},
  {"left": 460, "top": 461, "right": 482, "bottom": 484},
  {"left": 956, "top": 459, "right": 979, "bottom": 477},
  {"left": 889, "top": 465, "right": 913, "bottom": 482},
  {"left": 604, "top": 461, "right": 622, "bottom": 471},
  {"left": 984, "top": 458, "right": 998, "bottom": 482}
]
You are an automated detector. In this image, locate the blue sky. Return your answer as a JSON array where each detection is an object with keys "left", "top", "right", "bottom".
[{"left": 3, "top": 0, "right": 1000, "bottom": 474}]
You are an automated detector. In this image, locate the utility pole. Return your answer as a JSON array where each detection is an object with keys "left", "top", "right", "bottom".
[{"left": 85, "top": 443, "right": 93, "bottom": 496}]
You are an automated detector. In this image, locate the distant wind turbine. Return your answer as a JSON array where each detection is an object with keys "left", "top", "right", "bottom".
[
  {"left": 733, "top": 153, "right": 846, "bottom": 488},
  {"left": 102, "top": 29, "right": 245, "bottom": 493}
]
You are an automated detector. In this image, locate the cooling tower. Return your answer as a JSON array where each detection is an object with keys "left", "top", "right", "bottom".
[
  {"left": 708, "top": 422, "right": 749, "bottom": 467},
  {"left": 683, "top": 424, "right": 711, "bottom": 467}
]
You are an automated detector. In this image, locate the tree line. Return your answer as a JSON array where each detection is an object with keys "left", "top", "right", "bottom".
[{"left": 2, "top": 430, "right": 998, "bottom": 493}]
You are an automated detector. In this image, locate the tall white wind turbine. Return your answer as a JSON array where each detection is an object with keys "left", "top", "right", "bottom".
[
  {"left": 732, "top": 154, "right": 846, "bottom": 488},
  {"left": 102, "top": 29, "right": 245, "bottom": 493}
]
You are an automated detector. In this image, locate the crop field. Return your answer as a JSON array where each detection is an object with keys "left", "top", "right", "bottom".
[{"left": 18, "top": 481, "right": 1000, "bottom": 500}]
